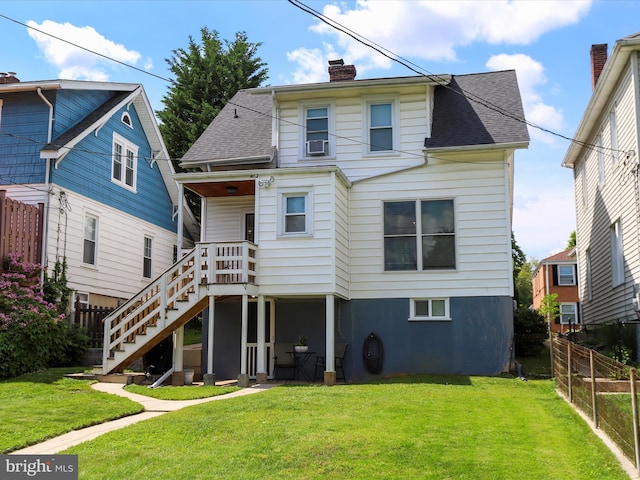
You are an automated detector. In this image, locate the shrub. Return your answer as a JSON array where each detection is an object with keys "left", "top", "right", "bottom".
[
  {"left": 514, "top": 307, "right": 548, "bottom": 357},
  {"left": 0, "top": 255, "right": 88, "bottom": 378}
]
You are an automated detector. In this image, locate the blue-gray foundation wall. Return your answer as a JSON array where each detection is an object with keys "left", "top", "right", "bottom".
[{"left": 203, "top": 296, "right": 513, "bottom": 382}]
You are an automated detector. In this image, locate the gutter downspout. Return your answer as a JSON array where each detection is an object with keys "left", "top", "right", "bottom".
[
  {"left": 271, "top": 90, "right": 279, "bottom": 167},
  {"left": 37, "top": 88, "right": 53, "bottom": 285}
]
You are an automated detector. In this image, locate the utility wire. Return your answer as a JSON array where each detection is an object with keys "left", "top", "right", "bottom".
[
  {"left": 287, "top": 0, "right": 628, "bottom": 159},
  {"left": 0, "top": 14, "right": 173, "bottom": 83},
  {"left": 0, "top": 7, "right": 625, "bottom": 164}
]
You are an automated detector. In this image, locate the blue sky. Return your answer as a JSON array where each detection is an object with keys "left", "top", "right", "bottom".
[{"left": 1, "top": 0, "right": 639, "bottom": 261}]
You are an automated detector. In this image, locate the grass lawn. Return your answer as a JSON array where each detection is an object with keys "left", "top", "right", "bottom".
[
  {"left": 183, "top": 325, "right": 202, "bottom": 345},
  {"left": 124, "top": 383, "right": 240, "bottom": 400},
  {"left": 66, "top": 376, "right": 628, "bottom": 480},
  {"left": 0, "top": 368, "right": 142, "bottom": 453}
]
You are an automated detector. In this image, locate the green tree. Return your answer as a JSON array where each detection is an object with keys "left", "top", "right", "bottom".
[
  {"left": 515, "top": 258, "right": 537, "bottom": 308},
  {"left": 157, "top": 28, "right": 269, "bottom": 163},
  {"left": 512, "top": 232, "right": 528, "bottom": 305},
  {"left": 538, "top": 293, "right": 560, "bottom": 325},
  {"left": 567, "top": 231, "right": 576, "bottom": 249}
]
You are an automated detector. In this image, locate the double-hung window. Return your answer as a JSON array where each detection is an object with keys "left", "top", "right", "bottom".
[
  {"left": 610, "top": 109, "right": 619, "bottom": 164},
  {"left": 83, "top": 215, "right": 98, "bottom": 266},
  {"left": 280, "top": 189, "right": 312, "bottom": 236},
  {"left": 384, "top": 199, "right": 455, "bottom": 271},
  {"left": 305, "top": 106, "right": 329, "bottom": 155},
  {"left": 143, "top": 236, "right": 153, "bottom": 278},
  {"left": 369, "top": 102, "right": 393, "bottom": 152},
  {"left": 112, "top": 133, "right": 138, "bottom": 191},
  {"left": 557, "top": 265, "right": 576, "bottom": 286},
  {"left": 559, "top": 303, "right": 578, "bottom": 325},
  {"left": 597, "top": 133, "right": 605, "bottom": 185},
  {"left": 410, "top": 298, "right": 451, "bottom": 321},
  {"left": 611, "top": 219, "right": 624, "bottom": 286}
]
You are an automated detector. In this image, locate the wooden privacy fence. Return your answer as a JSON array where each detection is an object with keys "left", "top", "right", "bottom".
[
  {"left": 74, "top": 300, "right": 114, "bottom": 348},
  {"left": 552, "top": 336, "right": 640, "bottom": 472},
  {"left": 0, "top": 190, "right": 44, "bottom": 272}
]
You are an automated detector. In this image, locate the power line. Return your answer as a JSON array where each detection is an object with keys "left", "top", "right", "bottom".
[
  {"left": 0, "top": 14, "right": 172, "bottom": 83},
  {"left": 287, "top": 0, "right": 628, "bottom": 159},
  {"left": 0, "top": 8, "right": 623, "bottom": 164}
]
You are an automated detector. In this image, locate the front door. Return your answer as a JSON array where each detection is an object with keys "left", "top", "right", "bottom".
[{"left": 245, "top": 213, "right": 255, "bottom": 242}]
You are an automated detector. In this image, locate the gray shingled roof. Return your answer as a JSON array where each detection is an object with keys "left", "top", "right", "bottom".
[
  {"left": 180, "top": 90, "right": 274, "bottom": 167},
  {"left": 181, "top": 70, "right": 528, "bottom": 168},
  {"left": 424, "top": 70, "right": 530, "bottom": 149}
]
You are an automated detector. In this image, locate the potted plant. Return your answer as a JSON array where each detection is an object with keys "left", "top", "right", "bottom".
[{"left": 294, "top": 335, "right": 308, "bottom": 353}]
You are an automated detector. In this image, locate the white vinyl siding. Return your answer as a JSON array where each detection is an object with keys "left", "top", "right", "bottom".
[
  {"left": 277, "top": 86, "right": 430, "bottom": 182},
  {"left": 44, "top": 187, "right": 176, "bottom": 300},
  {"left": 350, "top": 151, "right": 512, "bottom": 299},
  {"left": 202, "top": 171, "right": 349, "bottom": 297}
]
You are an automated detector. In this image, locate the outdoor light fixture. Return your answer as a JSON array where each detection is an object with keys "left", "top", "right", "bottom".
[{"left": 258, "top": 176, "right": 275, "bottom": 188}]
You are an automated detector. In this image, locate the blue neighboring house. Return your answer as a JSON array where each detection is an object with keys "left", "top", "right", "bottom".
[{"left": 0, "top": 74, "right": 198, "bottom": 309}]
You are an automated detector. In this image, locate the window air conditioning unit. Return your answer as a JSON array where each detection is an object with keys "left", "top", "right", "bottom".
[{"left": 306, "top": 140, "right": 328, "bottom": 156}]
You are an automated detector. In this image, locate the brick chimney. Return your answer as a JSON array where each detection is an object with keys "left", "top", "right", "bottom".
[
  {"left": 590, "top": 44, "right": 607, "bottom": 90},
  {"left": 0, "top": 72, "right": 20, "bottom": 84},
  {"left": 328, "top": 59, "right": 356, "bottom": 82}
]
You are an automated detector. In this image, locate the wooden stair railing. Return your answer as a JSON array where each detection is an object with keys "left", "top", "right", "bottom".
[{"left": 99, "top": 242, "right": 257, "bottom": 374}]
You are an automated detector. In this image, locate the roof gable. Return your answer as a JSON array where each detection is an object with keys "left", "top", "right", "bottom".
[{"left": 425, "top": 70, "right": 530, "bottom": 149}]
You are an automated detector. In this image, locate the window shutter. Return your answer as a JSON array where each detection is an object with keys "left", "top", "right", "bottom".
[{"left": 552, "top": 265, "right": 558, "bottom": 286}]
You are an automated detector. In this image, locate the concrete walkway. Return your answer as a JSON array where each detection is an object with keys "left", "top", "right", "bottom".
[{"left": 12, "top": 382, "right": 277, "bottom": 455}]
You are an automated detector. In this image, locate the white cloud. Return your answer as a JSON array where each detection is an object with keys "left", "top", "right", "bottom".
[
  {"left": 486, "top": 53, "right": 563, "bottom": 145},
  {"left": 286, "top": 45, "right": 337, "bottom": 84},
  {"left": 27, "top": 20, "right": 142, "bottom": 81},
  {"left": 288, "top": 0, "right": 591, "bottom": 80},
  {"left": 512, "top": 188, "right": 576, "bottom": 261}
]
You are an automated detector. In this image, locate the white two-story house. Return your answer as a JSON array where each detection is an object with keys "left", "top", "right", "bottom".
[
  {"left": 563, "top": 34, "right": 640, "bottom": 349},
  {"left": 99, "top": 60, "right": 529, "bottom": 385}
]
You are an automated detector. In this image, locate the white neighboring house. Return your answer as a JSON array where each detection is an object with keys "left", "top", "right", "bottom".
[
  {"left": 98, "top": 60, "right": 529, "bottom": 385},
  {"left": 563, "top": 35, "right": 640, "bottom": 344}
]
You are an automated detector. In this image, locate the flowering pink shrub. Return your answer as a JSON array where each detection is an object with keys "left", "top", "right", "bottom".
[{"left": 0, "top": 255, "right": 87, "bottom": 378}]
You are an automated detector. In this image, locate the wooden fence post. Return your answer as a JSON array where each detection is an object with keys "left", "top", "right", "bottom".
[
  {"left": 568, "top": 341, "right": 573, "bottom": 403},
  {"left": 630, "top": 368, "right": 640, "bottom": 473}
]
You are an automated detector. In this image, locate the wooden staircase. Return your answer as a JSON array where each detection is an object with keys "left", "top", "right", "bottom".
[{"left": 97, "top": 242, "right": 257, "bottom": 374}]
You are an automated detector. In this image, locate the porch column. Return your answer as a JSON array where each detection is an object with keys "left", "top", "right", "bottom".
[
  {"left": 203, "top": 295, "right": 215, "bottom": 385},
  {"left": 172, "top": 326, "right": 185, "bottom": 385},
  {"left": 238, "top": 294, "right": 250, "bottom": 387},
  {"left": 255, "top": 295, "right": 267, "bottom": 383},
  {"left": 324, "top": 294, "right": 336, "bottom": 385}
]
